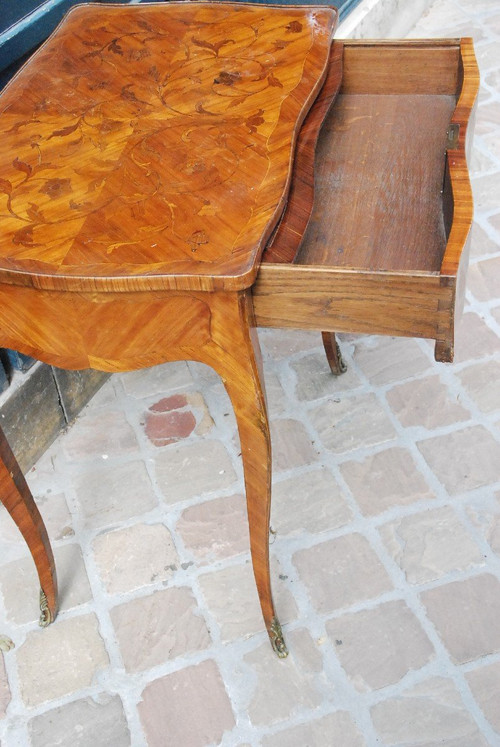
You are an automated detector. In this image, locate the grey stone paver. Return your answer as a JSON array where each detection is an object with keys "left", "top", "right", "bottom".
[
  {"left": 352, "top": 336, "right": 431, "bottom": 385},
  {"left": 29, "top": 695, "right": 131, "bottom": 747},
  {"left": 292, "top": 351, "right": 361, "bottom": 401},
  {"left": 1, "top": 0, "right": 500, "bottom": 744},
  {"left": 16, "top": 615, "right": 109, "bottom": 707},
  {"left": 309, "top": 393, "right": 397, "bottom": 453},
  {"left": 1, "top": 492, "right": 74, "bottom": 543},
  {"left": 270, "top": 418, "right": 318, "bottom": 471},
  {"left": 92, "top": 522, "right": 179, "bottom": 594},
  {"left": 271, "top": 468, "right": 353, "bottom": 535},
  {"left": 466, "top": 661, "right": 500, "bottom": 733},
  {"left": 155, "top": 439, "right": 238, "bottom": 503},
  {"left": 0, "top": 543, "right": 92, "bottom": 624},
  {"left": 73, "top": 459, "right": 158, "bottom": 529},
  {"left": 243, "top": 629, "right": 324, "bottom": 726}
]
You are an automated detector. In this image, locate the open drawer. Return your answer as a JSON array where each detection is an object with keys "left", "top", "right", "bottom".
[{"left": 253, "top": 39, "right": 479, "bottom": 362}]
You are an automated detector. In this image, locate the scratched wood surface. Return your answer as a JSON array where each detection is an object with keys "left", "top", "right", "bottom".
[
  {"left": 0, "top": 1, "right": 336, "bottom": 293},
  {"left": 295, "top": 92, "right": 456, "bottom": 272}
]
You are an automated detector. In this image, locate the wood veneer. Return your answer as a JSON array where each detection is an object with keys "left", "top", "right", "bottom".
[
  {"left": 0, "top": 14, "right": 479, "bottom": 657},
  {"left": 0, "top": 1, "right": 335, "bottom": 293},
  {"left": 0, "top": 1, "right": 338, "bottom": 656}
]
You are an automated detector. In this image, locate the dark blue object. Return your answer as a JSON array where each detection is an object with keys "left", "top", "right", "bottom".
[
  {"left": 5, "top": 350, "right": 37, "bottom": 374},
  {"left": 0, "top": 0, "right": 130, "bottom": 81},
  {"left": 0, "top": 360, "right": 9, "bottom": 393}
]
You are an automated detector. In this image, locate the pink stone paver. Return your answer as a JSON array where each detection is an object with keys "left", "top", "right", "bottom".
[
  {"left": 150, "top": 394, "right": 188, "bottom": 412},
  {"left": 138, "top": 660, "right": 235, "bottom": 747},
  {"left": 144, "top": 408, "right": 196, "bottom": 447},
  {"left": 198, "top": 559, "right": 297, "bottom": 642},
  {"left": 418, "top": 426, "right": 500, "bottom": 494},
  {"left": 177, "top": 493, "right": 250, "bottom": 562},
  {"left": 340, "top": 447, "right": 434, "bottom": 515},
  {"left": 61, "top": 411, "right": 139, "bottom": 461},
  {"left": 143, "top": 392, "right": 214, "bottom": 446},
  {"left": 386, "top": 374, "right": 470, "bottom": 429},
  {"left": 293, "top": 533, "right": 393, "bottom": 613},
  {"left": 370, "top": 677, "right": 488, "bottom": 746},
  {"left": 2, "top": 2, "right": 500, "bottom": 744},
  {"left": 421, "top": 574, "right": 500, "bottom": 663},
  {"left": 110, "top": 587, "right": 211, "bottom": 672},
  {"left": 380, "top": 506, "right": 485, "bottom": 584},
  {"left": 326, "top": 601, "right": 435, "bottom": 691}
]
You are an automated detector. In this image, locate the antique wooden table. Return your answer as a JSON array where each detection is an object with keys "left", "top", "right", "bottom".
[{"left": 0, "top": 2, "right": 478, "bottom": 657}]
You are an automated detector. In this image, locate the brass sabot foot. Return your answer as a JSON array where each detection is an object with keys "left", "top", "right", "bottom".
[
  {"left": 269, "top": 617, "right": 288, "bottom": 658},
  {"left": 39, "top": 589, "right": 53, "bottom": 627},
  {"left": 334, "top": 341, "right": 347, "bottom": 375}
]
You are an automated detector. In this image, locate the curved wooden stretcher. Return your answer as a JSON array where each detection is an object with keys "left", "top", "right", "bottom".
[{"left": 0, "top": 2, "right": 478, "bottom": 657}]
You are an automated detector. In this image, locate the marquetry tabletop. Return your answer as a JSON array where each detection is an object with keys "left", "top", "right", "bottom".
[{"left": 0, "top": 2, "right": 336, "bottom": 292}]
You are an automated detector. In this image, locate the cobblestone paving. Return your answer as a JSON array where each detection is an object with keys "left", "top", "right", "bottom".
[{"left": 1, "top": 0, "right": 500, "bottom": 744}]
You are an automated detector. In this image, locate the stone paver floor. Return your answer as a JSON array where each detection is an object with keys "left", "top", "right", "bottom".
[{"left": 1, "top": 0, "right": 500, "bottom": 744}]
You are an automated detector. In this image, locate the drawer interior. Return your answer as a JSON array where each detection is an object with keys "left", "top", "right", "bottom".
[
  {"left": 255, "top": 40, "right": 478, "bottom": 362},
  {"left": 295, "top": 91, "right": 455, "bottom": 273}
]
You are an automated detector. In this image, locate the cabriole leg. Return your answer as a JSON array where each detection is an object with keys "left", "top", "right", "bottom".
[
  {"left": 0, "top": 426, "right": 57, "bottom": 626},
  {"left": 202, "top": 291, "right": 288, "bottom": 658},
  {"left": 322, "top": 331, "right": 347, "bottom": 375}
]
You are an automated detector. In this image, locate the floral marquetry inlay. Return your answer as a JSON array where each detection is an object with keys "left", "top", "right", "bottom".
[{"left": 0, "top": 2, "right": 336, "bottom": 292}]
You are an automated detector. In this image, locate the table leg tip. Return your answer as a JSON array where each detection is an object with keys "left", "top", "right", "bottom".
[
  {"left": 39, "top": 589, "right": 54, "bottom": 627},
  {"left": 269, "top": 617, "right": 289, "bottom": 658}
]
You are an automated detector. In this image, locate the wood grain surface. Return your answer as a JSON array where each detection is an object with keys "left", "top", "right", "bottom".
[
  {"left": 0, "top": 425, "right": 57, "bottom": 625},
  {"left": 0, "top": 2, "right": 336, "bottom": 292},
  {"left": 255, "top": 38, "right": 479, "bottom": 363},
  {"left": 0, "top": 2, "right": 339, "bottom": 654},
  {"left": 262, "top": 41, "right": 344, "bottom": 264},
  {"left": 295, "top": 92, "right": 456, "bottom": 271}
]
